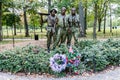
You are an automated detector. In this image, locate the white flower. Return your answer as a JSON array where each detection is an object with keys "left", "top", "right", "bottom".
[{"left": 50, "top": 54, "right": 67, "bottom": 72}]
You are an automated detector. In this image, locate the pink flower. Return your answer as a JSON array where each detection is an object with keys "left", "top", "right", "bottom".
[
  {"left": 69, "top": 60, "right": 74, "bottom": 64},
  {"left": 77, "top": 56, "right": 81, "bottom": 58},
  {"left": 66, "top": 57, "right": 68, "bottom": 62},
  {"left": 74, "top": 72, "right": 79, "bottom": 75},
  {"left": 69, "top": 46, "right": 73, "bottom": 53}
]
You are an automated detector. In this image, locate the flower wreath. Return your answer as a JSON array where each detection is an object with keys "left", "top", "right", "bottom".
[
  {"left": 50, "top": 54, "right": 67, "bottom": 72},
  {"left": 66, "top": 46, "right": 81, "bottom": 74},
  {"left": 67, "top": 46, "right": 81, "bottom": 66}
]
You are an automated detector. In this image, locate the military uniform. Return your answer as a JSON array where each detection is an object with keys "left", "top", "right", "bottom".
[
  {"left": 46, "top": 14, "right": 58, "bottom": 52},
  {"left": 53, "top": 14, "right": 68, "bottom": 49},
  {"left": 67, "top": 14, "right": 79, "bottom": 46}
]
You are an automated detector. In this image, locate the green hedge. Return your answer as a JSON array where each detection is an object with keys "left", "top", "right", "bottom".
[
  {"left": 0, "top": 45, "right": 53, "bottom": 74},
  {"left": 0, "top": 39, "right": 120, "bottom": 76},
  {"left": 78, "top": 39, "right": 120, "bottom": 71}
]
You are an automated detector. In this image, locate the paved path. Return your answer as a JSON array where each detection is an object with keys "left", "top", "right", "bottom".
[{"left": 0, "top": 67, "right": 120, "bottom": 80}]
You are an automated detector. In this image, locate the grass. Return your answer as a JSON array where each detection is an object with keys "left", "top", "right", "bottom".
[
  {"left": 86, "top": 27, "right": 120, "bottom": 39},
  {"left": 0, "top": 40, "right": 12, "bottom": 44},
  {"left": 3, "top": 28, "right": 120, "bottom": 39},
  {"left": 0, "top": 40, "right": 28, "bottom": 45},
  {"left": 1, "top": 27, "right": 120, "bottom": 44},
  {"left": 3, "top": 29, "right": 47, "bottom": 39}
]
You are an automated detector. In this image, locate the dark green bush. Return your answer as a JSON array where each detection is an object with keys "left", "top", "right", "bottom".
[
  {"left": 80, "top": 44, "right": 109, "bottom": 71},
  {"left": 79, "top": 39, "right": 120, "bottom": 71},
  {"left": 0, "top": 39, "right": 120, "bottom": 77},
  {"left": 0, "top": 45, "right": 52, "bottom": 74},
  {"left": 76, "top": 40, "right": 98, "bottom": 50}
]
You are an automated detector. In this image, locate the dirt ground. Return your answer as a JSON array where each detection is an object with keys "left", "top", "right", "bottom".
[{"left": 0, "top": 39, "right": 47, "bottom": 52}]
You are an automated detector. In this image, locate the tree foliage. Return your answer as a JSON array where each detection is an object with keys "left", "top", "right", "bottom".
[
  {"left": 2, "top": 13, "right": 20, "bottom": 27},
  {"left": 1, "top": 0, "right": 120, "bottom": 39}
]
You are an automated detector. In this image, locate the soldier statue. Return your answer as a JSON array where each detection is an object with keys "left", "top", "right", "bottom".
[
  {"left": 67, "top": 8, "right": 81, "bottom": 47},
  {"left": 53, "top": 7, "right": 68, "bottom": 49},
  {"left": 45, "top": 9, "right": 58, "bottom": 53}
]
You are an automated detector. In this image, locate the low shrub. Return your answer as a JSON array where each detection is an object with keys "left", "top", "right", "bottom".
[
  {"left": 0, "top": 45, "right": 52, "bottom": 74},
  {"left": 79, "top": 39, "right": 120, "bottom": 71},
  {"left": 0, "top": 39, "right": 120, "bottom": 77}
]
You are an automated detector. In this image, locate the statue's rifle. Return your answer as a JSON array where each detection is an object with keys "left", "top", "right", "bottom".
[{"left": 38, "top": 12, "right": 49, "bottom": 32}]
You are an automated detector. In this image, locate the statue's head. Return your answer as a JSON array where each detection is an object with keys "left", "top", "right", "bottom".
[
  {"left": 50, "top": 9, "right": 57, "bottom": 16},
  {"left": 71, "top": 8, "right": 76, "bottom": 15},
  {"left": 61, "top": 7, "right": 66, "bottom": 15}
]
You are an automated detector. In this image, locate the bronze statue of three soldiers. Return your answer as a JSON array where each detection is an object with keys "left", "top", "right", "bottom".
[{"left": 44, "top": 7, "right": 82, "bottom": 53}]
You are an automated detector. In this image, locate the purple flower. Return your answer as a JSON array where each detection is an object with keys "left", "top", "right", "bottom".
[
  {"left": 73, "top": 59, "right": 80, "bottom": 66},
  {"left": 50, "top": 54, "right": 67, "bottom": 72}
]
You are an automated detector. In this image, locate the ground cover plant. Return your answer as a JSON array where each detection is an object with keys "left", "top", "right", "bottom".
[{"left": 0, "top": 39, "right": 120, "bottom": 77}]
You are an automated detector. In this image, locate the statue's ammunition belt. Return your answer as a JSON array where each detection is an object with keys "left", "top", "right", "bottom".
[{"left": 48, "top": 25, "right": 54, "bottom": 27}]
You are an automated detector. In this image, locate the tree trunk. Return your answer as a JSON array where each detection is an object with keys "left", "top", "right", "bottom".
[
  {"left": 13, "top": 23, "right": 17, "bottom": 35},
  {"left": 93, "top": 3, "right": 97, "bottom": 39},
  {"left": 48, "top": 0, "right": 51, "bottom": 13},
  {"left": 40, "top": 15, "right": 43, "bottom": 32},
  {"left": 79, "top": 2, "right": 85, "bottom": 37},
  {"left": 103, "top": 7, "right": 107, "bottom": 34},
  {"left": 33, "top": 21, "right": 35, "bottom": 35},
  {"left": 98, "top": 18, "right": 102, "bottom": 32},
  {"left": 13, "top": 8, "right": 16, "bottom": 35},
  {"left": 6, "top": 26, "right": 9, "bottom": 37},
  {"left": 84, "top": 0, "right": 87, "bottom": 34},
  {"left": 23, "top": 7, "right": 29, "bottom": 37},
  {"left": 0, "top": 2, "right": 2, "bottom": 41},
  {"left": 109, "top": 3, "right": 112, "bottom": 33}
]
